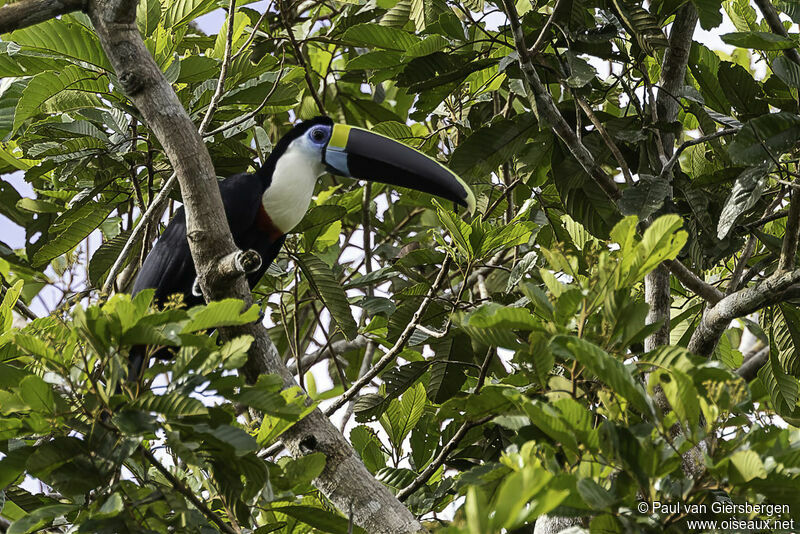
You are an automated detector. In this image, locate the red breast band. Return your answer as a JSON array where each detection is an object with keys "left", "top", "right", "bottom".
[{"left": 257, "top": 204, "right": 285, "bottom": 241}]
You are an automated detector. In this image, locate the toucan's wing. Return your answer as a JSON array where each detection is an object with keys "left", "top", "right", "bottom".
[
  {"left": 131, "top": 208, "right": 197, "bottom": 305},
  {"left": 217, "top": 173, "right": 286, "bottom": 288},
  {"left": 219, "top": 172, "right": 264, "bottom": 240}
]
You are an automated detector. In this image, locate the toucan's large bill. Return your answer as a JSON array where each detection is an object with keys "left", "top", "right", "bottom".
[{"left": 323, "top": 124, "right": 476, "bottom": 214}]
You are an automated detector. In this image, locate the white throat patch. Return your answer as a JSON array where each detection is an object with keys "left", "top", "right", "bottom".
[{"left": 262, "top": 135, "right": 325, "bottom": 234}]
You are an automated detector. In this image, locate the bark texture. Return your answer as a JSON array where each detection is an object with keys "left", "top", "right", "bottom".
[
  {"left": 86, "top": 0, "right": 426, "bottom": 531},
  {"left": 0, "top": 0, "right": 85, "bottom": 33}
]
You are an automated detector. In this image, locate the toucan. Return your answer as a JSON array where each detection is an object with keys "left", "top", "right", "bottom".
[{"left": 128, "top": 116, "right": 475, "bottom": 378}]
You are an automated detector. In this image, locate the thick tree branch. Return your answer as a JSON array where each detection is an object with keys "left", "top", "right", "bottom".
[
  {"left": 87, "top": 0, "right": 426, "bottom": 531},
  {"left": 500, "top": 0, "right": 620, "bottom": 201},
  {"left": 645, "top": 4, "right": 699, "bottom": 352},
  {"left": 688, "top": 268, "right": 800, "bottom": 356},
  {"left": 737, "top": 345, "right": 769, "bottom": 382},
  {"left": 655, "top": 3, "right": 698, "bottom": 158},
  {"left": 665, "top": 260, "right": 723, "bottom": 304},
  {"left": 0, "top": 0, "right": 84, "bottom": 33}
]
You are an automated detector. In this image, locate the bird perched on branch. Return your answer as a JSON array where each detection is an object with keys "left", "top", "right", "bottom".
[{"left": 129, "top": 116, "right": 475, "bottom": 378}]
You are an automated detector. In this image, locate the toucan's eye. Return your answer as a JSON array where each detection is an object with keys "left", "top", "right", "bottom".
[{"left": 310, "top": 128, "right": 327, "bottom": 143}]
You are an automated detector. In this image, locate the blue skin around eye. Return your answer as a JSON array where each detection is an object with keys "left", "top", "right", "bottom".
[{"left": 308, "top": 126, "right": 332, "bottom": 146}]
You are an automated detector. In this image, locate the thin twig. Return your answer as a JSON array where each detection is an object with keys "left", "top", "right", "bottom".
[
  {"left": 324, "top": 257, "right": 452, "bottom": 416},
  {"left": 140, "top": 447, "right": 237, "bottom": 534},
  {"left": 576, "top": 97, "right": 633, "bottom": 185},
  {"left": 231, "top": 0, "right": 275, "bottom": 60},
  {"left": 658, "top": 128, "right": 738, "bottom": 180},
  {"left": 203, "top": 54, "right": 287, "bottom": 137},
  {"left": 278, "top": 0, "right": 325, "bottom": 114},
  {"left": 528, "top": 0, "right": 562, "bottom": 55},
  {"left": 396, "top": 415, "right": 492, "bottom": 501},
  {"left": 198, "top": 0, "right": 238, "bottom": 135}
]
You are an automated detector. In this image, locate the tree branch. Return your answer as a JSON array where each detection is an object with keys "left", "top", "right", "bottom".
[
  {"left": 753, "top": 0, "right": 800, "bottom": 66},
  {"left": 197, "top": 0, "right": 238, "bottom": 135},
  {"left": 658, "top": 128, "right": 738, "bottom": 180},
  {"left": 688, "top": 268, "right": 800, "bottom": 356},
  {"left": 655, "top": 3, "right": 698, "bottom": 158},
  {"left": 140, "top": 446, "right": 237, "bottom": 534},
  {"left": 324, "top": 256, "right": 452, "bottom": 416},
  {"left": 87, "top": 0, "right": 426, "bottom": 531},
  {"left": 737, "top": 345, "right": 769, "bottom": 382},
  {"left": 396, "top": 416, "right": 492, "bottom": 501},
  {"left": 499, "top": 0, "right": 620, "bottom": 201},
  {"left": 0, "top": 0, "right": 84, "bottom": 33},
  {"left": 666, "top": 260, "right": 723, "bottom": 304}
]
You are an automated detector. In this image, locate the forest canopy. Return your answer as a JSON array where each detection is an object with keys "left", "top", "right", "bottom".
[{"left": 1, "top": 0, "right": 800, "bottom": 532}]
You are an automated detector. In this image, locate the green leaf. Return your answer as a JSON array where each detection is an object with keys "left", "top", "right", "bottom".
[
  {"left": 343, "top": 23, "right": 421, "bottom": 51},
  {"left": 136, "top": 0, "right": 161, "bottom": 37},
  {"left": 649, "top": 368, "right": 700, "bottom": 432},
  {"left": 32, "top": 201, "right": 114, "bottom": 268},
  {"left": 130, "top": 392, "right": 207, "bottom": 416},
  {"left": 449, "top": 114, "right": 538, "bottom": 182},
  {"left": 380, "top": 382, "right": 427, "bottom": 448},
  {"left": 506, "top": 251, "right": 538, "bottom": 292},
  {"left": 729, "top": 112, "right": 800, "bottom": 165},
  {"left": 716, "top": 164, "right": 770, "bottom": 239},
  {"left": 6, "top": 17, "right": 111, "bottom": 70},
  {"left": 774, "top": 56, "right": 800, "bottom": 89},
  {"left": 162, "top": 0, "right": 218, "bottom": 28},
  {"left": 721, "top": 31, "right": 797, "bottom": 50},
  {"left": 611, "top": 0, "right": 669, "bottom": 53},
  {"left": 619, "top": 175, "right": 670, "bottom": 220},
  {"left": 691, "top": 0, "right": 724, "bottom": 30},
  {"left": 427, "top": 334, "right": 473, "bottom": 403},
  {"left": 14, "top": 66, "right": 108, "bottom": 131},
  {"left": 7, "top": 504, "right": 78, "bottom": 534},
  {"left": 405, "top": 34, "right": 450, "bottom": 58},
  {"left": 296, "top": 253, "right": 358, "bottom": 340},
  {"left": 347, "top": 51, "right": 404, "bottom": 71},
  {"left": 295, "top": 205, "right": 347, "bottom": 250},
  {"left": 182, "top": 299, "right": 260, "bottom": 333},
  {"left": 272, "top": 505, "right": 366, "bottom": 534},
  {"left": 565, "top": 51, "right": 596, "bottom": 88},
  {"left": 18, "top": 375, "right": 55, "bottom": 413},
  {"left": 553, "top": 335, "right": 653, "bottom": 417},
  {"left": 1, "top": 280, "right": 23, "bottom": 332},
  {"left": 727, "top": 450, "right": 767, "bottom": 482},
  {"left": 632, "top": 215, "right": 687, "bottom": 280},
  {"left": 718, "top": 62, "right": 766, "bottom": 116},
  {"left": 776, "top": 304, "right": 800, "bottom": 376},
  {"left": 380, "top": 0, "right": 411, "bottom": 27},
  {"left": 350, "top": 425, "right": 386, "bottom": 473},
  {"left": 760, "top": 340, "right": 800, "bottom": 415},
  {"left": 436, "top": 205, "right": 473, "bottom": 259}
]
